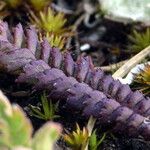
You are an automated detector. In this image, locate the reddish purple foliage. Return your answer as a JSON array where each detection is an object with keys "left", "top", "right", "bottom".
[
  {"left": 0, "top": 22, "right": 149, "bottom": 117},
  {"left": 0, "top": 22, "right": 150, "bottom": 140}
]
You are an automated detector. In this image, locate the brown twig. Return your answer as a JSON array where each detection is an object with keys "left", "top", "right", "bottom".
[
  {"left": 113, "top": 45, "right": 150, "bottom": 79},
  {"left": 95, "top": 60, "right": 128, "bottom": 71}
]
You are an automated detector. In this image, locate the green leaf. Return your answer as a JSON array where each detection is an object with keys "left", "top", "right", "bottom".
[
  {"left": 0, "top": 91, "right": 62, "bottom": 150},
  {"left": 0, "top": 91, "right": 32, "bottom": 149},
  {"left": 89, "top": 130, "right": 97, "bottom": 149},
  {"left": 32, "top": 122, "right": 62, "bottom": 150},
  {"left": 89, "top": 130, "right": 106, "bottom": 150},
  {"left": 12, "top": 147, "right": 32, "bottom": 150},
  {"left": 41, "top": 93, "right": 49, "bottom": 118}
]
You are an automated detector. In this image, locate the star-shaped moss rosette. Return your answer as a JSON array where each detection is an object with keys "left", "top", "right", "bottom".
[
  {"left": 0, "top": 21, "right": 150, "bottom": 140},
  {"left": 64, "top": 124, "right": 89, "bottom": 150},
  {"left": 30, "top": 7, "right": 72, "bottom": 50},
  {"left": 128, "top": 28, "right": 150, "bottom": 53},
  {"left": 132, "top": 64, "right": 150, "bottom": 96},
  {"left": 30, "top": 8, "right": 67, "bottom": 34},
  {"left": 39, "top": 33, "right": 67, "bottom": 51}
]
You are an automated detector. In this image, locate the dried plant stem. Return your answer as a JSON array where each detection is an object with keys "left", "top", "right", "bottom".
[
  {"left": 113, "top": 45, "right": 150, "bottom": 79},
  {"left": 85, "top": 116, "right": 96, "bottom": 150},
  {"left": 87, "top": 116, "right": 96, "bottom": 136},
  {"left": 95, "top": 60, "right": 128, "bottom": 72}
]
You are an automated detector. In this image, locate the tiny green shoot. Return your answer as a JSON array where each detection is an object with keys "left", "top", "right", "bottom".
[
  {"left": 89, "top": 130, "right": 107, "bottom": 150},
  {"left": 29, "top": 93, "right": 59, "bottom": 121}
]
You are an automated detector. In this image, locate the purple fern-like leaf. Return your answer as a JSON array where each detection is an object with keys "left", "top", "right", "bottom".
[
  {"left": 0, "top": 22, "right": 150, "bottom": 140},
  {"left": 0, "top": 22, "right": 149, "bottom": 117},
  {"left": 3, "top": 57, "right": 150, "bottom": 140}
]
